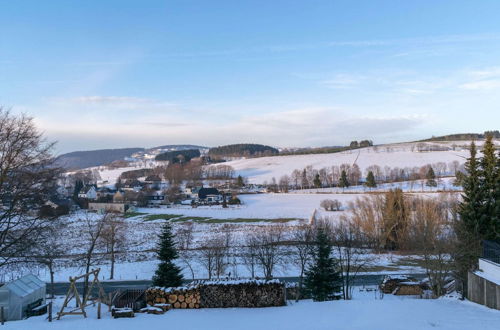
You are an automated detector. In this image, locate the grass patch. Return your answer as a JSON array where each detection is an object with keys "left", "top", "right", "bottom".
[
  {"left": 140, "top": 213, "right": 298, "bottom": 224},
  {"left": 124, "top": 212, "right": 147, "bottom": 218},
  {"left": 143, "top": 214, "right": 182, "bottom": 221},
  {"left": 190, "top": 217, "right": 297, "bottom": 224}
]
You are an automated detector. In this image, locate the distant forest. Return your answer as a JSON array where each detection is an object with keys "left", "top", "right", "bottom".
[
  {"left": 55, "top": 147, "right": 143, "bottom": 170},
  {"left": 155, "top": 149, "right": 201, "bottom": 162},
  {"left": 208, "top": 144, "right": 279, "bottom": 158},
  {"left": 421, "top": 131, "right": 500, "bottom": 142}
]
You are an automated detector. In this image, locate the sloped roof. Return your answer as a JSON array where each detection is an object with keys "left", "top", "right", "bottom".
[
  {"left": 3, "top": 275, "right": 45, "bottom": 297},
  {"left": 198, "top": 187, "right": 221, "bottom": 199}
]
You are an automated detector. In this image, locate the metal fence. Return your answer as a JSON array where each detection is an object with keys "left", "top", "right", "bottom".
[{"left": 483, "top": 240, "right": 500, "bottom": 264}]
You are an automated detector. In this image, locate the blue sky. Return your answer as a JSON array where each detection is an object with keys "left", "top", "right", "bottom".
[{"left": 1, "top": 0, "right": 500, "bottom": 153}]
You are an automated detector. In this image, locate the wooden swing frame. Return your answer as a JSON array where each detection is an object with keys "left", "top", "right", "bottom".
[{"left": 57, "top": 268, "right": 108, "bottom": 319}]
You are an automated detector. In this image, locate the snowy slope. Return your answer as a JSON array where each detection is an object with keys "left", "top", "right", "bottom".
[{"left": 223, "top": 143, "right": 473, "bottom": 184}]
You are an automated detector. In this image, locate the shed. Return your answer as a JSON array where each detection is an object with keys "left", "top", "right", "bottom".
[{"left": 0, "top": 275, "right": 46, "bottom": 321}]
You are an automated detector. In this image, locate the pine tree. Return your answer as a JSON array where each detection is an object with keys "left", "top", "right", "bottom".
[
  {"left": 236, "top": 175, "right": 245, "bottom": 187},
  {"left": 313, "top": 174, "right": 322, "bottom": 188},
  {"left": 426, "top": 166, "right": 437, "bottom": 187},
  {"left": 339, "top": 170, "right": 349, "bottom": 188},
  {"left": 495, "top": 148, "right": 500, "bottom": 241},
  {"left": 152, "top": 222, "right": 183, "bottom": 287},
  {"left": 304, "top": 227, "right": 342, "bottom": 301},
  {"left": 479, "top": 135, "right": 498, "bottom": 240},
  {"left": 365, "top": 171, "right": 377, "bottom": 188}
]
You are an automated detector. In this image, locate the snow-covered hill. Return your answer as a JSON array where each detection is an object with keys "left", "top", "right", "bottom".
[{"left": 223, "top": 141, "right": 480, "bottom": 184}]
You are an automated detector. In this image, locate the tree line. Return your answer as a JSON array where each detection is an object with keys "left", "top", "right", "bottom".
[{"left": 265, "top": 161, "right": 463, "bottom": 192}]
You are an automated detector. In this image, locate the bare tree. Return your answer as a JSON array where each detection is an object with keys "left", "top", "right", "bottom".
[
  {"left": 101, "top": 215, "right": 128, "bottom": 280},
  {"left": 199, "top": 235, "right": 228, "bottom": 279},
  {"left": 32, "top": 218, "right": 67, "bottom": 298},
  {"left": 0, "top": 108, "right": 61, "bottom": 268},
  {"left": 408, "top": 197, "right": 454, "bottom": 297},
  {"left": 320, "top": 199, "right": 342, "bottom": 211},
  {"left": 176, "top": 222, "right": 196, "bottom": 280},
  {"left": 331, "top": 218, "right": 368, "bottom": 300},
  {"left": 289, "top": 224, "right": 314, "bottom": 301},
  {"left": 242, "top": 235, "right": 259, "bottom": 278},
  {"left": 250, "top": 225, "right": 285, "bottom": 279},
  {"left": 79, "top": 212, "right": 109, "bottom": 299}
]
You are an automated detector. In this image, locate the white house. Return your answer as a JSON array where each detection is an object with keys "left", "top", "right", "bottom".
[{"left": 78, "top": 185, "right": 97, "bottom": 200}]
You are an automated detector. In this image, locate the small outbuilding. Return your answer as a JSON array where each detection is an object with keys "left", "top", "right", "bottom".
[{"left": 0, "top": 275, "right": 46, "bottom": 321}]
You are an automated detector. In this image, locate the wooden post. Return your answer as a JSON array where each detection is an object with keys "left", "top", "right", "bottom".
[
  {"left": 1, "top": 306, "right": 4, "bottom": 325},
  {"left": 48, "top": 302, "right": 52, "bottom": 322},
  {"left": 97, "top": 301, "right": 101, "bottom": 320}
]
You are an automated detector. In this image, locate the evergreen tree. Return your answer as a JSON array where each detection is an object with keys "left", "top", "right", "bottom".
[
  {"left": 313, "top": 174, "right": 322, "bottom": 188},
  {"left": 426, "top": 166, "right": 437, "bottom": 187},
  {"left": 73, "top": 180, "right": 83, "bottom": 201},
  {"left": 455, "top": 142, "right": 483, "bottom": 296},
  {"left": 236, "top": 175, "right": 245, "bottom": 187},
  {"left": 339, "top": 170, "right": 349, "bottom": 188},
  {"left": 495, "top": 148, "right": 500, "bottom": 240},
  {"left": 305, "top": 227, "right": 342, "bottom": 301},
  {"left": 152, "top": 222, "right": 183, "bottom": 287},
  {"left": 365, "top": 171, "right": 377, "bottom": 188},
  {"left": 479, "top": 135, "right": 498, "bottom": 240}
]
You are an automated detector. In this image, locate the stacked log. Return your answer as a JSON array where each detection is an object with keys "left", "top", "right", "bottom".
[
  {"left": 146, "top": 279, "right": 286, "bottom": 309},
  {"left": 198, "top": 279, "right": 285, "bottom": 308},
  {"left": 145, "top": 287, "right": 200, "bottom": 309}
]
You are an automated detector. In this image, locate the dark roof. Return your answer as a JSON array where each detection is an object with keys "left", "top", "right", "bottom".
[
  {"left": 79, "top": 185, "right": 96, "bottom": 194},
  {"left": 145, "top": 175, "right": 162, "bottom": 182},
  {"left": 198, "top": 187, "right": 221, "bottom": 199}
]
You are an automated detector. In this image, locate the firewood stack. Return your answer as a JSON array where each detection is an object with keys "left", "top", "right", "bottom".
[
  {"left": 199, "top": 279, "right": 285, "bottom": 308},
  {"left": 146, "top": 279, "right": 286, "bottom": 309},
  {"left": 145, "top": 287, "right": 201, "bottom": 309}
]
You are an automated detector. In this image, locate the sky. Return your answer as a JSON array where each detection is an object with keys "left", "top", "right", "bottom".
[{"left": 1, "top": 0, "right": 500, "bottom": 154}]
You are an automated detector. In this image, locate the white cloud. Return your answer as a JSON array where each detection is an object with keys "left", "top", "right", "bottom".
[{"left": 460, "top": 79, "right": 500, "bottom": 90}]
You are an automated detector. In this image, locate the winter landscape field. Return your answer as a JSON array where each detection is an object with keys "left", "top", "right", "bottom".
[{"left": 2, "top": 1, "right": 500, "bottom": 329}]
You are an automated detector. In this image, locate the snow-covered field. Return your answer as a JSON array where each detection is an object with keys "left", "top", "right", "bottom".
[
  {"left": 5, "top": 289, "right": 499, "bottom": 330},
  {"left": 224, "top": 143, "right": 472, "bottom": 184},
  {"left": 138, "top": 193, "right": 363, "bottom": 220}
]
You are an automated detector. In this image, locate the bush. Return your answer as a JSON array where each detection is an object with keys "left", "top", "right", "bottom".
[{"left": 320, "top": 199, "right": 342, "bottom": 211}]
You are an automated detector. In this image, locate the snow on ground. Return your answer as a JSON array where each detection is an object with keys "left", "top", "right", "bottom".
[
  {"left": 5, "top": 289, "right": 500, "bottom": 330},
  {"left": 138, "top": 193, "right": 363, "bottom": 220},
  {"left": 224, "top": 144, "right": 471, "bottom": 184}
]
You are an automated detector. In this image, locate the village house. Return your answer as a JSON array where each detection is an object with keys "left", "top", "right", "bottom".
[
  {"left": 77, "top": 185, "right": 97, "bottom": 200},
  {"left": 197, "top": 187, "right": 223, "bottom": 204},
  {"left": 146, "top": 191, "right": 166, "bottom": 207}
]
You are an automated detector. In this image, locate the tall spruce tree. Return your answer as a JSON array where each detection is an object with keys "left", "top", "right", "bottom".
[
  {"left": 426, "top": 166, "right": 437, "bottom": 187},
  {"left": 365, "top": 171, "right": 377, "bottom": 188},
  {"left": 455, "top": 142, "right": 483, "bottom": 296},
  {"left": 339, "top": 170, "right": 349, "bottom": 188},
  {"left": 304, "top": 227, "right": 342, "bottom": 301},
  {"left": 495, "top": 147, "right": 500, "bottom": 240},
  {"left": 152, "top": 222, "right": 183, "bottom": 287},
  {"left": 479, "top": 135, "right": 498, "bottom": 240}
]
